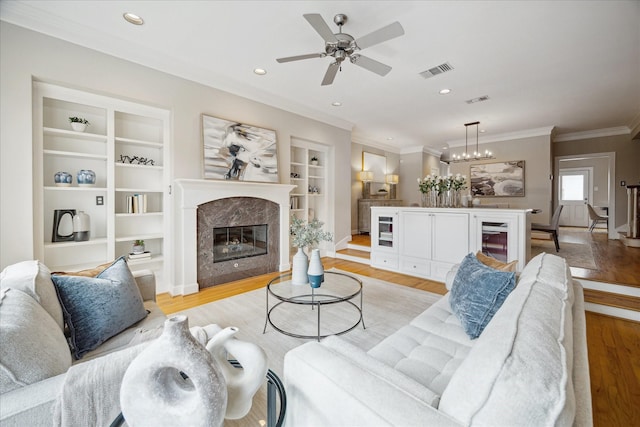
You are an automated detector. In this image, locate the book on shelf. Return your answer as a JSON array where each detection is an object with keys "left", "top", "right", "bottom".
[
  {"left": 126, "top": 194, "right": 148, "bottom": 214},
  {"left": 128, "top": 251, "right": 151, "bottom": 260}
]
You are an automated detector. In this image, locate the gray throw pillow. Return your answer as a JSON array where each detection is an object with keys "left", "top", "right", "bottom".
[
  {"left": 449, "top": 253, "right": 516, "bottom": 339},
  {"left": 51, "top": 257, "right": 148, "bottom": 359},
  {"left": 0, "top": 288, "right": 71, "bottom": 393}
]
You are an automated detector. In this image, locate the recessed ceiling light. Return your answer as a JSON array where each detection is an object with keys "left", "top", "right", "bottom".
[
  {"left": 480, "top": 129, "right": 486, "bottom": 133},
  {"left": 123, "top": 12, "right": 144, "bottom": 25},
  {"left": 442, "top": 146, "right": 448, "bottom": 150},
  {"left": 439, "top": 88, "right": 451, "bottom": 95},
  {"left": 253, "top": 68, "right": 267, "bottom": 75},
  {"left": 331, "top": 101, "right": 342, "bottom": 107},
  {"left": 387, "top": 137, "right": 394, "bottom": 141}
]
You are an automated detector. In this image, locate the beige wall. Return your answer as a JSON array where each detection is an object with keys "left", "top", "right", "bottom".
[
  {"left": 0, "top": 22, "right": 352, "bottom": 270},
  {"left": 449, "top": 135, "right": 553, "bottom": 223},
  {"left": 554, "top": 134, "right": 640, "bottom": 228}
]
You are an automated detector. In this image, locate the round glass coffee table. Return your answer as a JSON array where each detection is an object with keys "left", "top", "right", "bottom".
[{"left": 263, "top": 271, "right": 365, "bottom": 341}]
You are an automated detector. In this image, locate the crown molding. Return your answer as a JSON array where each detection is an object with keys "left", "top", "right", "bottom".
[
  {"left": 445, "top": 126, "right": 555, "bottom": 148},
  {"left": 351, "top": 136, "right": 402, "bottom": 153},
  {"left": 553, "top": 126, "right": 631, "bottom": 142}
]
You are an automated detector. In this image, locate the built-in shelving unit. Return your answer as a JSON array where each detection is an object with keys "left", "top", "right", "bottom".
[
  {"left": 33, "top": 82, "right": 171, "bottom": 285},
  {"left": 289, "top": 138, "right": 333, "bottom": 253}
]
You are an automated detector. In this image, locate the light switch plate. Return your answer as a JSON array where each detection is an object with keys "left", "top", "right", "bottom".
[
  {"left": 620, "top": 181, "right": 626, "bottom": 186},
  {"left": 96, "top": 196, "right": 104, "bottom": 205}
]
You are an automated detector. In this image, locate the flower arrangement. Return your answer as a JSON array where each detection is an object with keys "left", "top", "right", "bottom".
[
  {"left": 290, "top": 217, "right": 333, "bottom": 249},
  {"left": 418, "top": 174, "right": 467, "bottom": 194},
  {"left": 450, "top": 173, "right": 468, "bottom": 191}
]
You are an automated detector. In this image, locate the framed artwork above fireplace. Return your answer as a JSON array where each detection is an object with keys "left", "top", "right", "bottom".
[{"left": 202, "top": 114, "right": 278, "bottom": 183}]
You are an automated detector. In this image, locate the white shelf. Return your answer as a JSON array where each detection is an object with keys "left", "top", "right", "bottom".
[
  {"left": 44, "top": 127, "right": 107, "bottom": 142},
  {"left": 44, "top": 237, "right": 108, "bottom": 249},
  {"left": 43, "top": 149, "right": 108, "bottom": 160},
  {"left": 115, "top": 233, "right": 163, "bottom": 243},
  {"left": 115, "top": 136, "right": 163, "bottom": 148},
  {"left": 115, "top": 162, "right": 163, "bottom": 171},
  {"left": 44, "top": 186, "right": 107, "bottom": 191},
  {"left": 116, "top": 212, "right": 163, "bottom": 218}
]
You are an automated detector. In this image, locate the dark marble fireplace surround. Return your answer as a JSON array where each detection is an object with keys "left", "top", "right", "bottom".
[{"left": 197, "top": 196, "right": 279, "bottom": 288}]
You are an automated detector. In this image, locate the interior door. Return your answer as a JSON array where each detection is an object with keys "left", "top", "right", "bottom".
[{"left": 558, "top": 169, "right": 590, "bottom": 227}]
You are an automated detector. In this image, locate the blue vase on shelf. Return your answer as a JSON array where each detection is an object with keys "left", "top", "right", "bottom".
[
  {"left": 77, "top": 169, "right": 96, "bottom": 186},
  {"left": 54, "top": 171, "right": 73, "bottom": 187}
]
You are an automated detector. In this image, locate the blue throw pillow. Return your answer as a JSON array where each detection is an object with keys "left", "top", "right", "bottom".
[
  {"left": 51, "top": 257, "right": 147, "bottom": 359},
  {"left": 449, "top": 253, "right": 516, "bottom": 339}
]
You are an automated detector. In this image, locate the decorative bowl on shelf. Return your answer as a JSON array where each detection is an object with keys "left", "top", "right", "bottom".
[
  {"left": 54, "top": 171, "right": 73, "bottom": 187},
  {"left": 77, "top": 169, "right": 96, "bottom": 186}
]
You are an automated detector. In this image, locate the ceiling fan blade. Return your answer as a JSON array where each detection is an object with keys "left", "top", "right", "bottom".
[
  {"left": 354, "top": 21, "right": 405, "bottom": 50},
  {"left": 350, "top": 54, "right": 392, "bottom": 77},
  {"left": 321, "top": 62, "right": 340, "bottom": 86},
  {"left": 276, "top": 53, "right": 324, "bottom": 63},
  {"left": 304, "top": 13, "right": 338, "bottom": 44}
]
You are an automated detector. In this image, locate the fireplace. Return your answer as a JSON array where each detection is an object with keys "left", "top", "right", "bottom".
[
  {"left": 213, "top": 224, "right": 268, "bottom": 263},
  {"left": 198, "top": 197, "right": 278, "bottom": 288},
  {"left": 174, "top": 179, "right": 294, "bottom": 296}
]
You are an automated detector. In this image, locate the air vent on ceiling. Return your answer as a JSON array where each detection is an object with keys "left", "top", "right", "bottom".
[
  {"left": 419, "top": 62, "right": 454, "bottom": 79},
  {"left": 466, "top": 95, "right": 490, "bottom": 104}
]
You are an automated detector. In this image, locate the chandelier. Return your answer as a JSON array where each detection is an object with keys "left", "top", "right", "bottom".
[{"left": 450, "top": 121, "right": 495, "bottom": 163}]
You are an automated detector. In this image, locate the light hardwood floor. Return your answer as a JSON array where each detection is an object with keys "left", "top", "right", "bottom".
[{"left": 158, "top": 254, "right": 639, "bottom": 427}]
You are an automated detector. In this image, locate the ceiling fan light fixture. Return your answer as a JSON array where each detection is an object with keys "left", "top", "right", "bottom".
[{"left": 123, "top": 12, "right": 144, "bottom": 26}]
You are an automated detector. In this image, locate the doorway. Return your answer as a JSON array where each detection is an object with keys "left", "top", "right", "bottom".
[
  {"left": 554, "top": 152, "right": 616, "bottom": 239},
  {"left": 558, "top": 168, "right": 592, "bottom": 227}
]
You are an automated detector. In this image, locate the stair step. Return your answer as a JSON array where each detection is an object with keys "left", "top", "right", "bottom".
[
  {"left": 619, "top": 232, "right": 640, "bottom": 248},
  {"left": 347, "top": 243, "right": 371, "bottom": 252},
  {"left": 583, "top": 289, "right": 640, "bottom": 312},
  {"left": 335, "top": 248, "right": 370, "bottom": 265}
]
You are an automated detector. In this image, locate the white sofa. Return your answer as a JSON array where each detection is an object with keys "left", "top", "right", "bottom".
[
  {"left": 284, "top": 253, "right": 593, "bottom": 426},
  {"left": 0, "top": 260, "right": 166, "bottom": 426}
]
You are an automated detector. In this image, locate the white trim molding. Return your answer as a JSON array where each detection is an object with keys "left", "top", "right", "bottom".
[
  {"left": 445, "top": 126, "right": 555, "bottom": 148},
  {"left": 554, "top": 126, "right": 631, "bottom": 142}
]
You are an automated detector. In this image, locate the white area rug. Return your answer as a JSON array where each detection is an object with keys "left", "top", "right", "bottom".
[{"left": 175, "top": 270, "right": 442, "bottom": 426}]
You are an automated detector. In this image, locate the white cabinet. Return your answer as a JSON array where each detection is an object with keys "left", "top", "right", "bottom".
[
  {"left": 33, "top": 82, "right": 171, "bottom": 287},
  {"left": 398, "top": 210, "right": 469, "bottom": 281},
  {"left": 470, "top": 211, "right": 531, "bottom": 271},
  {"left": 370, "top": 207, "right": 530, "bottom": 282},
  {"left": 371, "top": 208, "right": 399, "bottom": 269}
]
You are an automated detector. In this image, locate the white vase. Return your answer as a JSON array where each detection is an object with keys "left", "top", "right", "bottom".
[
  {"left": 307, "top": 248, "right": 324, "bottom": 288},
  {"left": 72, "top": 211, "right": 90, "bottom": 242},
  {"left": 291, "top": 247, "right": 309, "bottom": 285},
  {"left": 120, "top": 315, "right": 227, "bottom": 427},
  {"left": 205, "top": 327, "right": 268, "bottom": 420}
]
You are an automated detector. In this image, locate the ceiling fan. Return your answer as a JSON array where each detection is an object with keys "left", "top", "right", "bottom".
[{"left": 276, "top": 13, "right": 405, "bottom": 86}]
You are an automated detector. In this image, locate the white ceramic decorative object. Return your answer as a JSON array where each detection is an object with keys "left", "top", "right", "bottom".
[
  {"left": 307, "top": 248, "right": 324, "bottom": 288},
  {"left": 70, "top": 122, "right": 87, "bottom": 132},
  {"left": 120, "top": 316, "right": 227, "bottom": 427},
  {"left": 72, "top": 211, "right": 90, "bottom": 241},
  {"left": 205, "top": 327, "right": 268, "bottom": 420},
  {"left": 291, "top": 247, "right": 309, "bottom": 285}
]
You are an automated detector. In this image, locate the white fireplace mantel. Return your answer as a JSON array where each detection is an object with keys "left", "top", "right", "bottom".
[{"left": 173, "top": 179, "right": 295, "bottom": 296}]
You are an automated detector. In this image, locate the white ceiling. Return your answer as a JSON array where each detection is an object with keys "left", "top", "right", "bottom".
[{"left": 2, "top": 1, "right": 639, "bottom": 152}]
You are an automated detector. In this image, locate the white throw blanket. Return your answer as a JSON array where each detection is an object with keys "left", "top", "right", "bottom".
[{"left": 53, "top": 324, "right": 222, "bottom": 427}]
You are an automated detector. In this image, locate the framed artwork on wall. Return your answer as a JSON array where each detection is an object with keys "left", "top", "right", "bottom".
[
  {"left": 470, "top": 161, "right": 525, "bottom": 197},
  {"left": 202, "top": 114, "right": 278, "bottom": 182}
]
